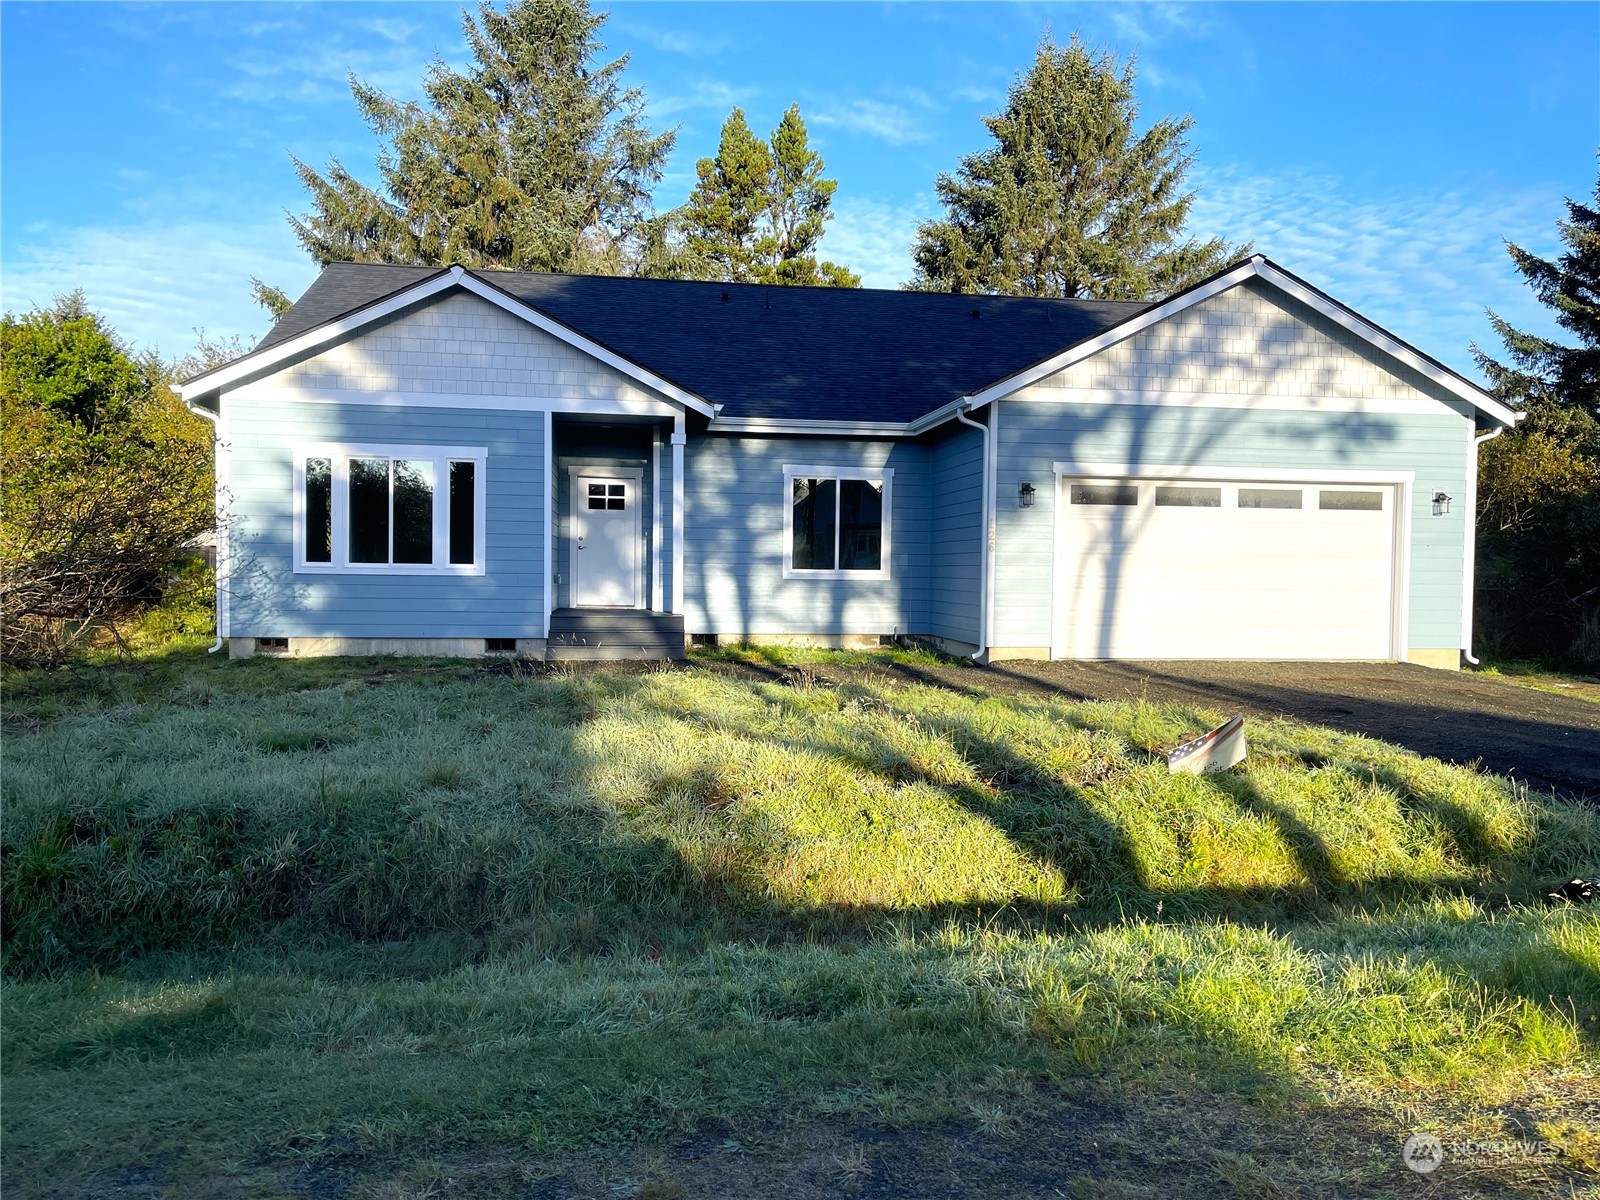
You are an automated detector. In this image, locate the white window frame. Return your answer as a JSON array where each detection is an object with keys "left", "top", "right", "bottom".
[
  {"left": 781, "top": 464, "right": 893, "bottom": 581},
  {"left": 293, "top": 443, "right": 488, "bottom": 575}
]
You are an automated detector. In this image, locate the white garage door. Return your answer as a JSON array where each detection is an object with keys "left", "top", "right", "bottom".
[{"left": 1053, "top": 477, "right": 1399, "bottom": 660}]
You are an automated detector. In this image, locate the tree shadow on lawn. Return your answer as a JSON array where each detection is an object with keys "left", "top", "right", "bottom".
[{"left": 7, "top": 662, "right": 1599, "bottom": 1199}]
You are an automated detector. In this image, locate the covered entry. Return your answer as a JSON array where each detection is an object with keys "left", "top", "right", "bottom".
[{"left": 1052, "top": 471, "right": 1406, "bottom": 661}]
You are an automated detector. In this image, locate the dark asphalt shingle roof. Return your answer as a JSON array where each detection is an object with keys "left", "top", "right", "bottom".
[{"left": 254, "top": 263, "right": 1150, "bottom": 424}]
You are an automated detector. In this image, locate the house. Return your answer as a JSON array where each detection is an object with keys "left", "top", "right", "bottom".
[{"left": 175, "top": 255, "right": 1520, "bottom": 668}]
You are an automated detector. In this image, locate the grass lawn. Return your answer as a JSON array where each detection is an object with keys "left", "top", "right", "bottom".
[{"left": 3, "top": 650, "right": 1598, "bottom": 1198}]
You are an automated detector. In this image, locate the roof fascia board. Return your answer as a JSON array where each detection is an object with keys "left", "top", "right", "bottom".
[
  {"left": 705, "top": 397, "right": 969, "bottom": 439},
  {"left": 963, "top": 256, "right": 1521, "bottom": 427},
  {"left": 179, "top": 265, "right": 719, "bottom": 419},
  {"left": 178, "top": 269, "right": 456, "bottom": 400}
]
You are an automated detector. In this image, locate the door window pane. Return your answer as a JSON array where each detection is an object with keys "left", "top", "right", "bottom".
[
  {"left": 1319, "top": 489, "right": 1383, "bottom": 511},
  {"left": 1239, "top": 488, "right": 1302, "bottom": 509},
  {"left": 393, "top": 460, "right": 434, "bottom": 564},
  {"left": 791, "top": 477, "right": 836, "bottom": 570},
  {"left": 587, "top": 483, "right": 606, "bottom": 511},
  {"left": 1154, "top": 485, "right": 1221, "bottom": 507},
  {"left": 449, "top": 461, "right": 476, "bottom": 565},
  {"left": 349, "top": 457, "right": 390, "bottom": 563},
  {"left": 305, "top": 458, "right": 332, "bottom": 562},
  {"left": 839, "top": 479, "right": 883, "bottom": 570},
  {"left": 607, "top": 483, "right": 626, "bottom": 511},
  {"left": 1070, "top": 482, "right": 1138, "bottom": 506}
]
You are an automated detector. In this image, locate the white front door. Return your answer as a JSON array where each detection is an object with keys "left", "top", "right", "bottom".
[
  {"left": 572, "top": 472, "right": 641, "bottom": 608},
  {"left": 1053, "top": 476, "right": 1399, "bottom": 660}
]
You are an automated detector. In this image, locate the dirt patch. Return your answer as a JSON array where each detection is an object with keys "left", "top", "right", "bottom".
[{"left": 156, "top": 1080, "right": 1594, "bottom": 1199}]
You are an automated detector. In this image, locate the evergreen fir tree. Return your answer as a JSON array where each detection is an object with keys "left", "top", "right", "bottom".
[
  {"left": 1470, "top": 168, "right": 1600, "bottom": 666},
  {"left": 909, "top": 36, "right": 1244, "bottom": 300},
  {"left": 1473, "top": 178, "right": 1600, "bottom": 416},
  {"left": 290, "top": 0, "right": 674, "bottom": 275},
  {"left": 681, "top": 105, "right": 859, "bottom": 287}
]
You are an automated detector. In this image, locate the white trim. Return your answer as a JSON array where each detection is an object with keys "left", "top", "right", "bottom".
[
  {"left": 1462, "top": 425, "right": 1503, "bottom": 661},
  {"left": 1006, "top": 385, "right": 1456, "bottom": 417},
  {"left": 651, "top": 427, "right": 663, "bottom": 612},
  {"left": 984, "top": 402, "right": 998, "bottom": 654},
  {"left": 1051, "top": 461, "right": 1417, "bottom": 486},
  {"left": 543, "top": 411, "right": 554, "bottom": 637},
  {"left": 215, "top": 399, "right": 232, "bottom": 641},
  {"left": 291, "top": 442, "right": 487, "bottom": 576},
  {"left": 568, "top": 466, "right": 645, "bottom": 609},
  {"left": 671, "top": 419, "right": 685, "bottom": 614},
  {"left": 965, "top": 256, "right": 1522, "bottom": 428},
  {"left": 705, "top": 399, "right": 970, "bottom": 440},
  {"left": 780, "top": 465, "right": 894, "bottom": 581},
  {"left": 1049, "top": 465, "right": 1414, "bottom": 661},
  {"left": 180, "top": 265, "right": 719, "bottom": 419},
  {"left": 229, "top": 383, "right": 686, "bottom": 419}
]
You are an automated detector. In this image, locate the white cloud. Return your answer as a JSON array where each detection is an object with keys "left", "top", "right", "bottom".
[
  {"left": 614, "top": 20, "right": 738, "bottom": 58},
  {"left": 1188, "top": 166, "right": 1568, "bottom": 377},
  {"left": 821, "top": 195, "right": 939, "bottom": 289},
  {"left": 652, "top": 78, "right": 755, "bottom": 118},
  {"left": 812, "top": 100, "right": 929, "bottom": 146},
  {"left": 2, "top": 218, "right": 319, "bottom": 358}
]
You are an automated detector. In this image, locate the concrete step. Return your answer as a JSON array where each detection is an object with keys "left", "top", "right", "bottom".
[{"left": 546, "top": 609, "right": 685, "bottom": 661}]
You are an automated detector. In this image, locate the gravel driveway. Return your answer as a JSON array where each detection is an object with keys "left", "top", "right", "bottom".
[
  {"left": 707, "top": 657, "right": 1600, "bottom": 802},
  {"left": 944, "top": 660, "right": 1600, "bottom": 801}
]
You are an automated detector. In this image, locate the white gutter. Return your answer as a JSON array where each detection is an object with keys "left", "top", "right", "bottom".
[
  {"left": 174, "top": 386, "right": 225, "bottom": 654},
  {"left": 954, "top": 404, "right": 992, "bottom": 661},
  {"left": 1461, "top": 424, "right": 1506, "bottom": 667}
]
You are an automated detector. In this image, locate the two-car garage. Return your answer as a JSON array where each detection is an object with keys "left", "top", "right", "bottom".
[{"left": 1051, "top": 473, "right": 1404, "bottom": 661}]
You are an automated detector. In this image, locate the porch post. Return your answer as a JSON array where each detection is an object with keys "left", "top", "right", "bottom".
[
  {"left": 543, "top": 409, "right": 554, "bottom": 636},
  {"left": 671, "top": 414, "right": 686, "bottom": 615},
  {"left": 652, "top": 426, "right": 663, "bottom": 611}
]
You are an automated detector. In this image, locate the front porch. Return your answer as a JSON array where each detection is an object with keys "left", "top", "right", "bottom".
[{"left": 548, "top": 413, "right": 685, "bottom": 661}]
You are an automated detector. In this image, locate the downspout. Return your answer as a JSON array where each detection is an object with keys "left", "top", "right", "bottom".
[
  {"left": 175, "top": 387, "right": 225, "bottom": 654},
  {"left": 954, "top": 403, "right": 992, "bottom": 661},
  {"left": 1461, "top": 424, "right": 1505, "bottom": 667}
]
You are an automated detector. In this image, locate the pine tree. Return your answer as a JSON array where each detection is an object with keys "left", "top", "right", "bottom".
[
  {"left": 681, "top": 105, "right": 859, "bottom": 287},
  {"left": 1473, "top": 178, "right": 1600, "bottom": 416},
  {"left": 1469, "top": 169, "right": 1600, "bottom": 666},
  {"left": 290, "top": 0, "right": 674, "bottom": 275},
  {"left": 681, "top": 109, "right": 773, "bottom": 283},
  {"left": 909, "top": 36, "right": 1244, "bottom": 300}
]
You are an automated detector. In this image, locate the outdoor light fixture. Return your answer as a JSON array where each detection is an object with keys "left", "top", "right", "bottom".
[
  {"left": 1019, "top": 482, "right": 1036, "bottom": 508},
  {"left": 1432, "top": 491, "right": 1452, "bottom": 516}
]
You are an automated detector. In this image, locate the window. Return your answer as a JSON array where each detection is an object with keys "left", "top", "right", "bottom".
[
  {"left": 587, "top": 482, "right": 626, "bottom": 511},
  {"left": 294, "top": 445, "right": 487, "bottom": 574},
  {"left": 1154, "top": 485, "right": 1221, "bottom": 508},
  {"left": 1070, "top": 482, "right": 1138, "bottom": 506},
  {"left": 1319, "top": 489, "right": 1384, "bottom": 511},
  {"left": 1239, "top": 488, "right": 1303, "bottom": 510},
  {"left": 784, "top": 467, "right": 891, "bottom": 578}
]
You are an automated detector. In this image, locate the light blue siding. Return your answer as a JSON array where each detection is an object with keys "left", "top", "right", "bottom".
[
  {"left": 225, "top": 399, "right": 547, "bottom": 637},
  {"left": 683, "top": 435, "right": 930, "bottom": 637},
  {"left": 927, "top": 423, "right": 984, "bottom": 645},
  {"left": 991, "top": 400, "right": 1473, "bottom": 652}
]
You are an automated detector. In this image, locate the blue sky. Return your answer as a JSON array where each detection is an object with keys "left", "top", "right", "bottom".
[{"left": 2, "top": 2, "right": 1595, "bottom": 378}]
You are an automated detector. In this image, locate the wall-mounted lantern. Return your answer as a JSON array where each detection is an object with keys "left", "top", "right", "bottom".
[
  {"left": 1432, "top": 491, "right": 1452, "bottom": 516},
  {"left": 1019, "top": 482, "right": 1036, "bottom": 509}
]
